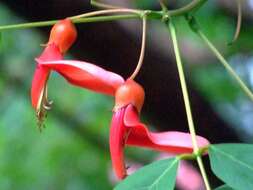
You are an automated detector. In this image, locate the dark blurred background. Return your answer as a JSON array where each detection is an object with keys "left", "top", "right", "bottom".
[{"left": 0, "top": 0, "right": 253, "bottom": 189}]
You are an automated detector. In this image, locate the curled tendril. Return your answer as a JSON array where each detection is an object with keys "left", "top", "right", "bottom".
[
  {"left": 229, "top": 0, "right": 242, "bottom": 45},
  {"left": 129, "top": 16, "right": 147, "bottom": 80},
  {"left": 90, "top": 0, "right": 123, "bottom": 9},
  {"left": 159, "top": 0, "right": 168, "bottom": 12}
]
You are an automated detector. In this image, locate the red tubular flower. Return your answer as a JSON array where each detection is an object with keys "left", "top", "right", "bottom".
[
  {"left": 48, "top": 18, "right": 77, "bottom": 54},
  {"left": 110, "top": 79, "right": 210, "bottom": 179},
  {"left": 31, "top": 18, "right": 77, "bottom": 127}
]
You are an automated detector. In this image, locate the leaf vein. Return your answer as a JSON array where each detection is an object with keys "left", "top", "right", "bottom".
[
  {"left": 212, "top": 146, "right": 253, "bottom": 171},
  {"left": 148, "top": 158, "right": 179, "bottom": 189}
]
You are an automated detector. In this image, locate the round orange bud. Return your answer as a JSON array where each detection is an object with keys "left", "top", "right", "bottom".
[
  {"left": 114, "top": 79, "right": 145, "bottom": 113},
  {"left": 48, "top": 18, "right": 77, "bottom": 54}
]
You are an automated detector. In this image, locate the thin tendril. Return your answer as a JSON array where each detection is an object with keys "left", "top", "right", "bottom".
[
  {"left": 197, "top": 30, "right": 253, "bottom": 102},
  {"left": 91, "top": 0, "right": 123, "bottom": 9},
  {"left": 158, "top": 0, "right": 168, "bottom": 12},
  {"left": 186, "top": 15, "right": 253, "bottom": 102},
  {"left": 70, "top": 9, "right": 141, "bottom": 20},
  {"left": 229, "top": 0, "right": 242, "bottom": 45},
  {"left": 129, "top": 16, "right": 147, "bottom": 80}
]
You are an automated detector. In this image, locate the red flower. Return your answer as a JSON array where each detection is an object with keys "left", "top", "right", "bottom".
[
  {"left": 31, "top": 18, "right": 77, "bottom": 128},
  {"left": 30, "top": 23, "right": 209, "bottom": 180},
  {"left": 110, "top": 79, "right": 210, "bottom": 179},
  {"left": 31, "top": 52, "right": 209, "bottom": 179}
]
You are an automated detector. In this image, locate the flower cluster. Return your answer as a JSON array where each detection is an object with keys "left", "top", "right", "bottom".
[{"left": 31, "top": 19, "right": 209, "bottom": 179}]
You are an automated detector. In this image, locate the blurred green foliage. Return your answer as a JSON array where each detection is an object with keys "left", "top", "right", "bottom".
[{"left": 0, "top": 4, "right": 114, "bottom": 190}]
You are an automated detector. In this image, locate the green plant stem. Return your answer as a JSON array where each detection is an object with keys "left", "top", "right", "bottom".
[
  {"left": 169, "top": 0, "right": 208, "bottom": 16},
  {"left": 0, "top": 15, "right": 138, "bottom": 31},
  {"left": 179, "top": 146, "right": 209, "bottom": 160},
  {"left": 229, "top": 0, "right": 242, "bottom": 44},
  {"left": 69, "top": 8, "right": 142, "bottom": 20},
  {"left": 169, "top": 21, "right": 198, "bottom": 156},
  {"left": 91, "top": 0, "right": 123, "bottom": 9},
  {"left": 168, "top": 20, "right": 211, "bottom": 190},
  {"left": 74, "top": 14, "right": 137, "bottom": 23},
  {"left": 0, "top": 0, "right": 208, "bottom": 31},
  {"left": 197, "top": 30, "right": 253, "bottom": 102}
]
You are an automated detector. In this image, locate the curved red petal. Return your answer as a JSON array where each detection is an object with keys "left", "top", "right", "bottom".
[
  {"left": 31, "top": 66, "right": 49, "bottom": 109},
  {"left": 124, "top": 105, "right": 210, "bottom": 154},
  {"left": 110, "top": 108, "right": 127, "bottom": 179},
  {"left": 38, "top": 43, "right": 63, "bottom": 61},
  {"left": 31, "top": 44, "right": 63, "bottom": 109},
  {"left": 36, "top": 60, "right": 124, "bottom": 96}
]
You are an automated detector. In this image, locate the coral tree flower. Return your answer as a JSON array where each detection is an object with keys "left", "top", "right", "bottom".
[
  {"left": 30, "top": 18, "right": 209, "bottom": 181},
  {"left": 31, "top": 18, "right": 77, "bottom": 127},
  {"left": 110, "top": 79, "right": 210, "bottom": 179}
]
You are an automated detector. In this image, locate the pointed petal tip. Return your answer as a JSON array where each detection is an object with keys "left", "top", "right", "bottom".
[
  {"left": 31, "top": 43, "right": 62, "bottom": 109},
  {"left": 110, "top": 108, "right": 128, "bottom": 180},
  {"left": 123, "top": 104, "right": 210, "bottom": 154},
  {"left": 31, "top": 66, "right": 49, "bottom": 109}
]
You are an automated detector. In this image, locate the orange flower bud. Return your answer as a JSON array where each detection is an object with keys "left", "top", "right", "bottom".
[
  {"left": 48, "top": 18, "right": 77, "bottom": 54},
  {"left": 114, "top": 79, "right": 145, "bottom": 113}
]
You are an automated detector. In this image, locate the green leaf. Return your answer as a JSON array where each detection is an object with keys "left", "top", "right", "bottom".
[
  {"left": 215, "top": 185, "right": 234, "bottom": 190},
  {"left": 114, "top": 158, "right": 179, "bottom": 190},
  {"left": 209, "top": 144, "right": 253, "bottom": 190}
]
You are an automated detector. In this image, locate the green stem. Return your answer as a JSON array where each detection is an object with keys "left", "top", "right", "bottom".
[
  {"left": 168, "top": 20, "right": 211, "bottom": 190},
  {"left": 74, "top": 14, "right": 138, "bottom": 23},
  {"left": 179, "top": 146, "right": 209, "bottom": 160},
  {"left": 91, "top": 0, "right": 122, "bottom": 9},
  {"left": 0, "top": 0, "right": 208, "bottom": 31},
  {"left": 169, "top": 21, "right": 198, "bottom": 155},
  {"left": 69, "top": 8, "right": 142, "bottom": 20},
  {"left": 197, "top": 156, "right": 210, "bottom": 188},
  {"left": 197, "top": 30, "right": 253, "bottom": 102},
  {"left": 229, "top": 0, "right": 242, "bottom": 44},
  {"left": 169, "top": 0, "right": 208, "bottom": 16},
  {"left": 0, "top": 14, "right": 139, "bottom": 31}
]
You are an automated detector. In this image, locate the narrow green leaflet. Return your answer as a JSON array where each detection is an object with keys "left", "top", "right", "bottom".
[
  {"left": 114, "top": 157, "right": 179, "bottom": 190},
  {"left": 209, "top": 144, "right": 253, "bottom": 190},
  {"left": 215, "top": 185, "right": 234, "bottom": 190}
]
